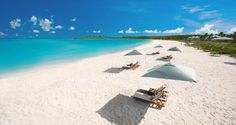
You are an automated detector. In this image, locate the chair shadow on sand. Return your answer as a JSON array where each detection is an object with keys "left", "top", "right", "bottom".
[
  {"left": 104, "top": 67, "right": 124, "bottom": 74},
  {"left": 97, "top": 94, "right": 149, "bottom": 125},
  {"left": 224, "top": 62, "right": 236, "bottom": 66}
]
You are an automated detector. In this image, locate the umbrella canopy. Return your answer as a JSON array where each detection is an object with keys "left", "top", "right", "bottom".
[
  {"left": 154, "top": 44, "right": 163, "bottom": 48},
  {"left": 143, "top": 63, "right": 197, "bottom": 82},
  {"left": 125, "top": 49, "right": 143, "bottom": 56},
  {"left": 168, "top": 47, "right": 182, "bottom": 52}
]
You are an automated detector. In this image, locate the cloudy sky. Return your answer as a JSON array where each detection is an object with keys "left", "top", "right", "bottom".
[{"left": 0, "top": 0, "right": 236, "bottom": 38}]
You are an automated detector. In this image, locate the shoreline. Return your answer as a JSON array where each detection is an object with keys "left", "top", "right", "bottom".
[
  {"left": 0, "top": 40, "right": 235, "bottom": 125},
  {"left": 0, "top": 40, "right": 151, "bottom": 78}
]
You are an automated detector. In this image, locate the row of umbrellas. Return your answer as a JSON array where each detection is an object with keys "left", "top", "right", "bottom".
[
  {"left": 125, "top": 46, "right": 182, "bottom": 56},
  {"left": 124, "top": 44, "right": 197, "bottom": 83}
]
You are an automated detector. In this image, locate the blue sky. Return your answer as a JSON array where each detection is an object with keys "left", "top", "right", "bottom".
[{"left": 0, "top": 0, "right": 236, "bottom": 38}]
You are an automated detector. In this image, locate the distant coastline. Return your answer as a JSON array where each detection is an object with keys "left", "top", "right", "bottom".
[
  {"left": 75, "top": 34, "right": 236, "bottom": 58},
  {"left": 75, "top": 35, "right": 199, "bottom": 41}
]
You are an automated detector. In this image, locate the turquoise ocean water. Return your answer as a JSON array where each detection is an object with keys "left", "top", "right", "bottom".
[{"left": 0, "top": 39, "right": 148, "bottom": 74}]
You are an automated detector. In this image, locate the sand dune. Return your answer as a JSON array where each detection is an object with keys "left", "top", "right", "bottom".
[{"left": 0, "top": 40, "right": 235, "bottom": 125}]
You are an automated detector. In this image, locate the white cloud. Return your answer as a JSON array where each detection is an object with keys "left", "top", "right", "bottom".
[
  {"left": 39, "top": 18, "right": 53, "bottom": 31},
  {"left": 143, "top": 29, "right": 161, "bottom": 34},
  {"left": 70, "top": 26, "right": 75, "bottom": 30},
  {"left": 30, "top": 16, "right": 37, "bottom": 25},
  {"left": 125, "top": 27, "right": 139, "bottom": 34},
  {"left": 50, "top": 31, "right": 56, "bottom": 34},
  {"left": 182, "top": 6, "right": 222, "bottom": 20},
  {"left": 92, "top": 30, "right": 101, "bottom": 33},
  {"left": 194, "top": 24, "right": 219, "bottom": 34},
  {"left": 228, "top": 27, "right": 236, "bottom": 34},
  {"left": 182, "top": 6, "right": 205, "bottom": 13},
  {"left": 0, "top": 32, "right": 7, "bottom": 38},
  {"left": 33, "top": 30, "right": 40, "bottom": 33},
  {"left": 118, "top": 27, "right": 184, "bottom": 34},
  {"left": 182, "top": 19, "right": 202, "bottom": 28},
  {"left": 118, "top": 30, "right": 124, "bottom": 34},
  {"left": 189, "top": 7, "right": 203, "bottom": 13},
  {"left": 207, "top": 19, "right": 236, "bottom": 33},
  {"left": 71, "top": 17, "right": 77, "bottom": 22},
  {"left": 55, "top": 25, "right": 63, "bottom": 29},
  {"left": 10, "top": 18, "right": 21, "bottom": 29},
  {"left": 199, "top": 10, "right": 222, "bottom": 20},
  {"left": 163, "top": 27, "right": 184, "bottom": 34}
]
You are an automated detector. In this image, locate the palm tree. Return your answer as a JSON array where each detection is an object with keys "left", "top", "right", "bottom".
[
  {"left": 219, "top": 32, "right": 225, "bottom": 37},
  {"left": 200, "top": 33, "right": 208, "bottom": 40},
  {"left": 208, "top": 33, "right": 214, "bottom": 41},
  {"left": 233, "top": 32, "right": 236, "bottom": 40}
]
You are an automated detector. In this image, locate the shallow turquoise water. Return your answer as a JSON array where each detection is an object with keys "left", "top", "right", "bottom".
[{"left": 0, "top": 39, "right": 148, "bottom": 73}]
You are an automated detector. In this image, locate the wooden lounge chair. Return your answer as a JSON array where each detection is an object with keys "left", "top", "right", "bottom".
[
  {"left": 122, "top": 62, "right": 133, "bottom": 69},
  {"left": 137, "top": 84, "right": 168, "bottom": 96},
  {"left": 149, "top": 84, "right": 168, "bottom": 94},
  {"left": 133, "top": 90, "right": 166, "bottom": 109},
  {"left": 132, "top": 85, "right": 169, "bottom": 109},
  {"left": 130, "top": 62, "right": 140, "bottom": 70},
  {"left": 163, "top": 55, "right": 173, "bottom": 59},
  {"left": 146, "top": 51, "right": 160, "bottom": 55},
  {"left": 122, "top": 63, "right": 132, "bottom": 69},
  {"left": 122, "top": 66, "right": 131, "bottom": 69},
  {"left": 158, "top": 55, "right": 173, "bottom": 61},
  {"left": 122, "top": 62, "right": 140, "bottom": 70},
  {"left": 127, "top": 62, "right": 134, "bottom": 67}
]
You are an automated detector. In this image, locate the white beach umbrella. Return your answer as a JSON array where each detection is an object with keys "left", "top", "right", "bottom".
[
  {"left": 143, "top": 63, "right": 197, "bottom": 82},
  {"left": 168, "top": 46, "right": 182, "bottom": 52},
  {"left": 125, "top": 49, "right": 143, "bottom": 56}
]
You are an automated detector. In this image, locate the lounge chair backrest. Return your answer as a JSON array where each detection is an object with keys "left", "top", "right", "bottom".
[
  {"left": 151, "top": 91, "right": 164, "bottom": 101},
  {"left": 156, "top": 86, "right": 166, "bottom": 93},
  {"left": 133, "top": 92, "right": 153, "bottom": 101}
]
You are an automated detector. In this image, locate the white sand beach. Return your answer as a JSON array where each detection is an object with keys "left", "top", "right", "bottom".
[{"left": 0, "top": 40, "right": 235, "bottom": 125}]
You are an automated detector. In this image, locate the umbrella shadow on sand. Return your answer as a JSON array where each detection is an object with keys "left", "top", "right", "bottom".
[
  {"left": 97, "top": 94, "right": 149, "bottom": 125},
  {"left": 104, "top": 67, "right": 124, "bottom": 74}
]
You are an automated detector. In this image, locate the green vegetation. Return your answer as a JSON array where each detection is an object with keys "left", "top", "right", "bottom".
[
  {"left": 186, "top": 41, "right": 236, "bottom": 57},
  {"left": 218, "top": 32, "right": 225, "bottom": 37},
  {"left": 76, "top": 31, "right": 236, "bottom": 41},
  {"left": 76, "top": 32, "right": 236, "bottom": 58},
  {"left": 76, "top": 35, "right": 197, "bottom": 41},
  {"left": 229, "top": 32, "right": 236, "bottom": 40},
  {"left": 121, "top": 35, "right": 196, "bottom": 41},
  {"left": 121, "top": 33, "right": 236, "bottom": 58},
  {"left": 200, "top": 32, "right": 236, "bottom": 41}
]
